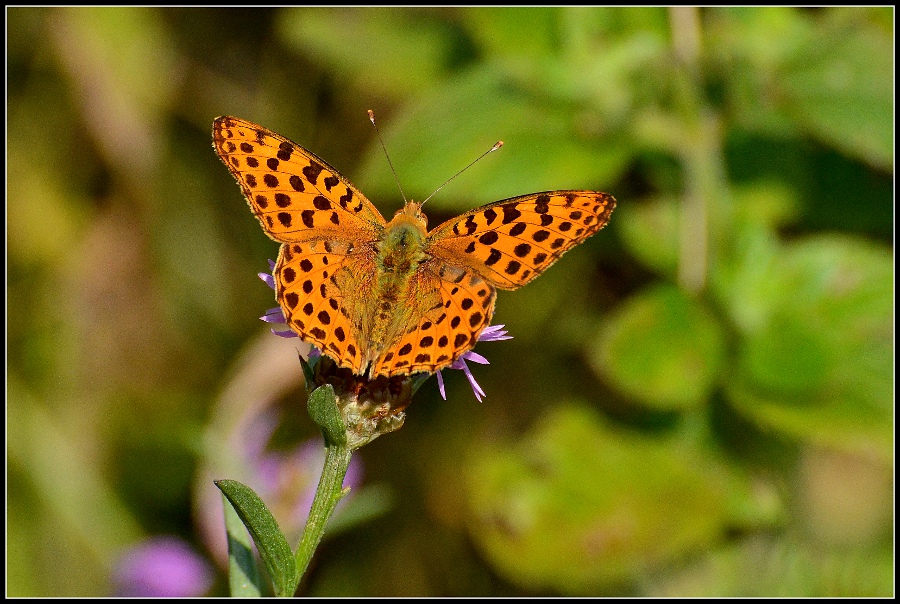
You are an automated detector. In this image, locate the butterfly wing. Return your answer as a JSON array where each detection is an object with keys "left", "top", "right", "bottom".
[
  {"left": 213, "top": 116, "right": 387, "bottom": 243},
  {"left": 426, "top": 191, "right": 615, "bottom": 290},
  {"left": 275, "top": 239, "right": 377, "bottom": 375},
  {"left": 367, "top": 264, "right": 497, "bottom": 376},
  {"left": 215, "top": 116, "right": 389, "bottom": 374},
  {"left": 368, "top": 191, "right": 614, "bottom": 376}
]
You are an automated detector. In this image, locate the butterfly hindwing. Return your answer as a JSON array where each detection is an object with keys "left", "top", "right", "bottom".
[
  {"left": 275, "top": 239, "right": 374, "bottom": 374},
  {"left": 213, "top": 116, "right": 387, "bottom": 244},
  {"left": 426, "top": 191, "right": 615, "bottom": 290},
  {"left": 369, "top": 265, "right": 497, "bottom": 376}
]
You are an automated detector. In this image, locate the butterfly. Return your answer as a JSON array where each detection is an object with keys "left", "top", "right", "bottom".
[{"left": 213, "top": 116, "right": 615, "bottom": 378}]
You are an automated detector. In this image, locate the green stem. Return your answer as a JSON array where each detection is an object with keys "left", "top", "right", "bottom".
[
  {"left": 668, "top": 6, "right": 731, "bottom": 295},
  {"left": 293, "top": 442, "right": 353, "bottom": 587}
]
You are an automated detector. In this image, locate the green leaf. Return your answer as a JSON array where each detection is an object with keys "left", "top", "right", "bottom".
[
  {"left": 460, "top": 8, "right": 669, "bottom": 116},
  {"left": 711, "top": 7, "right": 892, "bottom": 168},
  {"left": 778, "top": 15, "right": 892, "bottom": 169},
  {"left": 647, "top": 536, "right": 894, "bottom": 597},
  {"left": 587, "top": 284, "right": 726, "bottom": 410},
  {"left": 356, "top": 65, "right": 631, "bottom": 210},
  {"left": 216, "top": 479, "right": 299, "bottom": 597},
  {"left": 222, "top": 492, "right": 263, "bottom": 597},
  {"left": 276, "top": 8, "right": 455, "bottom": 99},
  {"left": 621, "top": 184, "right": 800, "bottom": 282},
  {"left": 617, "top": 196, "right": 680, "bottom": 278},
  {"left": 466, "top": 404, "right": 746, "bottom": 593},
  {"left": 727, "top": 235, "right": 893, "bottom": 459},
  {"left": 460, "top": 7, "right": 560, "bottom": 59},
  {"left": 297, "top": 350, "right": 316, "bottom": 390},
  {"left": 307, "top": 384, "right": 347, "bottom": 447}
]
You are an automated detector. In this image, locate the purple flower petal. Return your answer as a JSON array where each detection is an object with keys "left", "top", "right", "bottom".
[
  {"left": 271, "top": 328, "right": 298, "bottom": 338},
  {"left": 435, "top": 324, "right": 512, "bottom": 401},
  {"left": 258, "top": 272, "right": 275, "bottom": 290},
  {"left": 261, "top": 307, "right": 286, "bottom": 323},
  {"left": 457, "top": 358, "right": 486, "bottom": 402},
  {"left": 479, "top": 324, "right": 513, "bottom": 341},
  {"left": 113, "top": 536, "right": 213, "bottom": 597},
  {"left": 436, "top": 370, "right": 447, "bottom": 400},
  {"left": 258, "top": 260, "right": 278, "bottom": 290},
  {"left": 461, "top": 350, "right": 490, "bottom": 365}
]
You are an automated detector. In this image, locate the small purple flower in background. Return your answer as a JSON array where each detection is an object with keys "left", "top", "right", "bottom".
[{"left": 112, "top": 536, "right": 214, "bottom": 597}]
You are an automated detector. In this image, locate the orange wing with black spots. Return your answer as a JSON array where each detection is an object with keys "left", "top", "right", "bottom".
[
  {"left": 215, "top": 116, "right": 386, "bottom": 374},
  {"left": 213, "top": 116, "right": 386, "bottom": 243},
  {"left": 425, "top": 191, "right": 615, "bottom": 290},
  {"left": 368, "top": 264, "right": 497, "bottom": 376},
  {"left": 274, "top": 238, "right": 377, "bottom": 375}
]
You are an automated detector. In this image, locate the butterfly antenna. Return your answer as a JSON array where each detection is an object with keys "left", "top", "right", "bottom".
[
  {"left": 368, "top": 109, "right": 407, "bottom": 204},
  {"left": 420, "top": 140, "right": 503, "bottom": 207}
]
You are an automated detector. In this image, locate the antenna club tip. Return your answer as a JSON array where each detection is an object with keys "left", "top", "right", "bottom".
[
  {"left": 367, "top": 109, "right": 376, "bottom": 122},
  {"left": 492, "top": 141, "right": 504, "bottom": 151}
]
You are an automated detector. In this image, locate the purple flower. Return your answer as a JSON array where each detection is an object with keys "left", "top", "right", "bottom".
[
  {"left": 436, "top": 324, "right": 512, "bottom": 402},
  {"left": 112, "top": 536, "right": 214, "bottom": 597}
]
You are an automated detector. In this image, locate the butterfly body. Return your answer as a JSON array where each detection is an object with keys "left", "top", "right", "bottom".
[
  {"left": 351, "top": 202, "right": 435, "bottom": 371},
  {"left": 213, "top": 116, "right": 615, "bottom": 378}
]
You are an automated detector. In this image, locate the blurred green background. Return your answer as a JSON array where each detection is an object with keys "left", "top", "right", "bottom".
[{"left": 7, "top": 7, "right": 893, "bottom": 597}]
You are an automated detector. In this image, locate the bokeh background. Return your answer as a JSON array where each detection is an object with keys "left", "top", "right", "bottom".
[{"left": 7, "top": 7, "right": 893, "bottom": 597}]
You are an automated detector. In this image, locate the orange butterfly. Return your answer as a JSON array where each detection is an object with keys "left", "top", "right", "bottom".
[{"left": 213, "top": 116, "right": 615, "bottom": 378}]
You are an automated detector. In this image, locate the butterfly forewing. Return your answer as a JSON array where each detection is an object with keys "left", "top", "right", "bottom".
[
  {"left": 426, "top": 191, "right": 615, "bottom": 290},
  {"left": 213, "top": 116, "right": 386, "bottom": 244}
]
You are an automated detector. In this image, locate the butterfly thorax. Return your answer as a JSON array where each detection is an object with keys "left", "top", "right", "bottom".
[
  {"left": 377, "top": 203, "right": 428, "bottom": 272},
  {"left": 373, "top": 207, "right": 428, "bottom": 300}
]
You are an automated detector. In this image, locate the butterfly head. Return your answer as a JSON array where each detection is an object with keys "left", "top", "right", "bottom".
[{"left": 391, "top": 200, "right": 428, "bottom": 231}]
